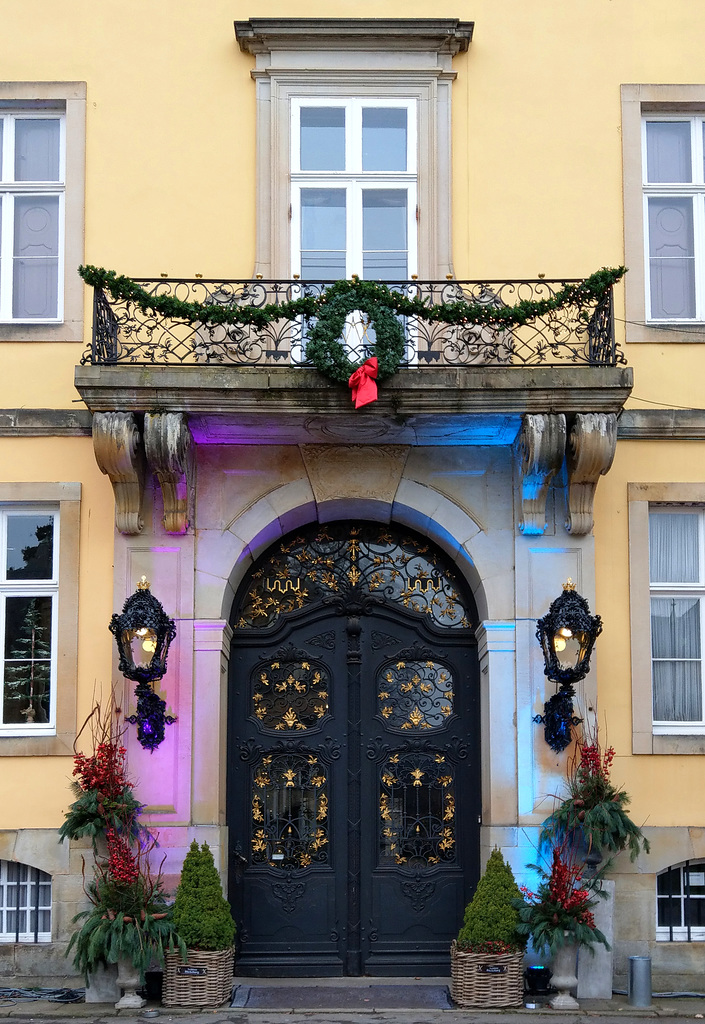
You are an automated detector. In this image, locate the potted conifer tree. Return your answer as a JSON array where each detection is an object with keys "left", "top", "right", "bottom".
[
  {"left": 451, "top": 848, "right": 526, "bottom": 1008},
  {"left": 163, "top": 841, "right": 236, "bottom": 1007}
]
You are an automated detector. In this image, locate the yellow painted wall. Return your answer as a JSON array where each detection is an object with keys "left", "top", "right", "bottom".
[
  {"left": 595, "top": 442, "right": 705, "bottom": 828},
  {"left": 0, "top": 0, "right": 702, "bottom": 409},
  {"left": 0, "top": 439, "right": 115, "bottom": 828},
  {"left": 2, "top": 0, "right": 705, "bottom": 828}
]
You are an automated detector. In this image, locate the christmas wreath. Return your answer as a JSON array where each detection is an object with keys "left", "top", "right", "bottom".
[{"left": 304, "top": 279, "right": 406, "bottom": 384}]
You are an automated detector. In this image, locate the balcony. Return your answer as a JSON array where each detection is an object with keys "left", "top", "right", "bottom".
[
  {"left": 75, "top": 274, "right": 632, "bottom": 446},
  {"left": 74, "top": 273, "right": 633, "bottom": 536}
]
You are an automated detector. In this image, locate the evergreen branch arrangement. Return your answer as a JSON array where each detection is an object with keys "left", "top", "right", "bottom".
[
  {"left": 513, "top": 844, "right": 610, "bottom": 955},
  {"left": 62, "top": 698, "right": 185, "bottom": 981},
  {"left": 59, "top": 700, "right": 147, "bottom": 848},
  {"left": 67, "top": 831, "right": 185, "bottom": 980},
  {"left": 79, "top": 264, "right": 625, "bottom": 383},
  {"left": 540, "top": 736, "right": 650, "bottom": 861}
]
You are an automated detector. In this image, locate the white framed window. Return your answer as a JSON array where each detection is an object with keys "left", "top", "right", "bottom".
[
  {"left": 0, "top": 507, "right": 59, "bottom": 735},
  {"left": 0, "top": 860, "right": 51, "bottom": 943},
  {"left": 657, "top": 860, "right": 705, "bottom": 941},
  {"left": 0, "top": 112, "right": 65, "bottom": 322},
  {"left": 291, "top": 98, "right": 418, "bottom": 281},
  {"left": 621, "top": 86, "right": 705, "bottom": 342},
  {"left": 235, "top": 20, "right": 472, "bottom": 280},
  {"left": 649, "top": 507, "right": 705, "bottom": 732}
]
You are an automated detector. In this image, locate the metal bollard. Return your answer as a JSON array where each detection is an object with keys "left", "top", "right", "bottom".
[{"left": 628, "top": 956, "right": 652, "bottom": 1007}]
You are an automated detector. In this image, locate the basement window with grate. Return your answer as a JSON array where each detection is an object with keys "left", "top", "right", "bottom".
[
  {"left": 0, "top": 859, "right": 51, "bottom": 942},
  {"left": 657, "top": 860, "right": 705, "bottom": 941}
]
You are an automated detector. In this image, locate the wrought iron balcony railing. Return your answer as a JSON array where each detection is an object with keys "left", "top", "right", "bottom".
[{"left": 82, "top": 277, "right": 623, "bottom": 368}]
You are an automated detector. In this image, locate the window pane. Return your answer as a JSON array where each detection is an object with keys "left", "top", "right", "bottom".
[
  {"left": 648, "top": 197, "right": 695, "bottom": 318},
  {"left": 646, "top": 122, "right": 692, "bottom": 183},
  {"left": 362, "top": 108, "right": 407, "bottom": 171},
  {"left": 14, "top": 119, "right": 60, "bottom": 182},
  {"left": 363, "top": 190, "right": 407, "bottom": 278},
  {"left": 3, "top": 596, "right": 52, "bottom": 725},
  {"left": 300, "top": 108, "right": 345, "bottom": 171},
  {"left": 658, "top": 895, "right": 683, "bottom": 927},
  {"left": 300, "top": 188, "right": 346, "bottom": 279},
  {"left": 685, "top": 898, "right": 705, "bottom": 926},
  {"left": 649, "top": 512, "right": 699, "bottom": 583},
  {"left": 653, "top": 660, "right": 702, "bottom": 721},
  {"left": 12, "top": 195, "right": 59, "bottom": 318},
  {"left": 658, "top": 866, "right": 682, "bottom": 896},
  {"left": 651, "top": 597, "right": 700, "bottom": 658},
  {"left": 6, "top": 515, "right": 54, "bottom": 580},
  {"left": 686, "top": 867, "right": 705, "bottom": 894}
]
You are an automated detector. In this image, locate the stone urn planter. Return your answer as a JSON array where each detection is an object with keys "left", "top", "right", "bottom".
[
  {"left": 549, "top": 935, "right": 579, "bottom": 1009},
  {"left": 115, "top": 957, "right": 146, "bottom": 1009}
]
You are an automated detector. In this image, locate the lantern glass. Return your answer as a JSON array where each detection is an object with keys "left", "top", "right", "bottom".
[
  {"left": 552, "top": 628, "right": 589, "bottom": 673},
  {"left": 121, "top": 626, "right": 159, "bottom": 673}
]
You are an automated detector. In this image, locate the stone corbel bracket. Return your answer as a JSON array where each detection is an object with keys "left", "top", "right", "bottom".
[
  {"left": 565, "top": 412, "right": 617, "bottom": 535},
  {"left": 92, "top": 412, "right": 145, "bottom": 535},
  {"left": 144, "top": 412, "right": 193, "bottom": 534},
  {"left": 518, "top": 413, "right": 567, "bottom": 535}
]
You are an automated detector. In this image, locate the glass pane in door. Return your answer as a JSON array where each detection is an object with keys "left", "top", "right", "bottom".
[
  {"left": 362, "top": 108, "right": 407, "bottom": 171},
  {"left": 362, "top": 189, "right": 407, "bottom": 279},
  {"left": 300, "top": 108, "right": 345, "bottom": 171},
  {"left": 300, "top": 188, "right": 346, "bottom": 279},
  {"left": 646, "top": 121, "right": 691, "bottom": 183},
  {"left": 648, "top": 196, "right": 695, "bottom": 318}
]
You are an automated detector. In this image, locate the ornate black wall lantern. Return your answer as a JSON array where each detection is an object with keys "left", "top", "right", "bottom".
[
  {"left": 109, "top": 576, "right": 177, "bottom": 752},
  {"left": 534, "top": 579, "right": 602, "bottom": 753}
]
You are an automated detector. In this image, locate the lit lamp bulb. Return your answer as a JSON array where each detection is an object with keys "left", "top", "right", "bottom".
[
  {"left": 553, "top": 636, "right": 567, "bottom": 653},
  {"left": 142, "top": 636, "right": 157, "bottom": 654}
]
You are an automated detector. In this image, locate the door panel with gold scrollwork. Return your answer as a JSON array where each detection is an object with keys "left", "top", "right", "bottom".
[{"left": 227, "top": 523, "right": 479, "bottom": 977}]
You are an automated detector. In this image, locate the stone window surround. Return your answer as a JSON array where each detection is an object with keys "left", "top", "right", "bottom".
[
  {"left": 235, "top": 19, "right": 473, "bottom": 280},
  {"left": 0, "top": 482, "right": 80, "bottom": 756},
  {"left": 622, "top": 84, "right": 705, "bottom": 345},
  {"left": 0, "top": 82, "right": 86, "bottom": 343},
  {"left": 629, "top": 481, "right": 705, "bottom": 754}
]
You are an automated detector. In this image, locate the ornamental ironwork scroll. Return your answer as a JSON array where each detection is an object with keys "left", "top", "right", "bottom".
[
  {"left": 83, "top": 275, "right": 624, "bottom": 369},
  {"left": 251, "top": 644, "right": 330, "bottom": 732},
  {"left": 378, "top": 750, "right": 456, "bottom": 868},
  {"left": 251, "top": 752, "right": 329, "bottom": 869},
  {"left": 377, "top": 645, "right": 454, "bottom": 732},
  {"left": 235, "top": 523, "right": 471, "bottom": 630}
]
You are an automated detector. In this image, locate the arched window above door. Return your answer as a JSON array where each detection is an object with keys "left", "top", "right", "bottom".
[{"left": 233, "top": 522, "right": 473, "bottom": 631}]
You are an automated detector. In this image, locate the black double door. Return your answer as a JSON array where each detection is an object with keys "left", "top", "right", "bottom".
[{"left": 228, "top": 602, "right": 479, "bottom": 976}]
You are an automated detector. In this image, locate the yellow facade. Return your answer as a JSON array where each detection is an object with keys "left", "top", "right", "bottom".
[{"left": 2, "top": 0, "right": 705, "bottom": 990}]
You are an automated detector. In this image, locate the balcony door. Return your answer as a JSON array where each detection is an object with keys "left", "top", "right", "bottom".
[
  {"left": 291, "top": 99, "right": 418, "bottom": 281},
  {"left": 227, "top": 522, "right": 480, "bottom": 976}
]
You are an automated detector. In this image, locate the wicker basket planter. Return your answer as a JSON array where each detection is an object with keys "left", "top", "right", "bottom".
[
  {"left": 450, "top": 940, "right": 524, "bottom": 1008},
  {"left": 162, "top": 948, "right": 234, "bottom": 1007}
]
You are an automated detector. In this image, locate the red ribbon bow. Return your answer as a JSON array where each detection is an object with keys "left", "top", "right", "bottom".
[{"left": 348, "top": 357, "right": 378, "bottom": 409}]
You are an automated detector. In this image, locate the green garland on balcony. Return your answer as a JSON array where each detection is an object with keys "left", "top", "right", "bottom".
[{"left": 78, "top": 265, "right": 626, "bottom": 384}]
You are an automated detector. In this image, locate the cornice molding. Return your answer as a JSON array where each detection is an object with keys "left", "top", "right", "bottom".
[
  {"left": 235, "top": 18, "right": 474, "bottom": 55},
  {"left": 618, "top": 408, "right": 705, "bottom": 439},
  {"left": 0, "top": 409, "right": 92, "bottom": 436}
]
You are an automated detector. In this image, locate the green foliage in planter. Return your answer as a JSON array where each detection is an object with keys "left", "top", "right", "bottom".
[
  {"left": 456, "top": 848, "right": 525, "bottom": 953},
  {"left": 539, "top": 739, "right": 650, "bottom": 861},
  {"left": 173, "top": 841, "right": 236, "bottom": 951},
  {"left": 67, "top": 867, "right": 185, "bottom": 981},
  {"left": 58, "top": 783, "right": 146, "bottom": 848}
]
